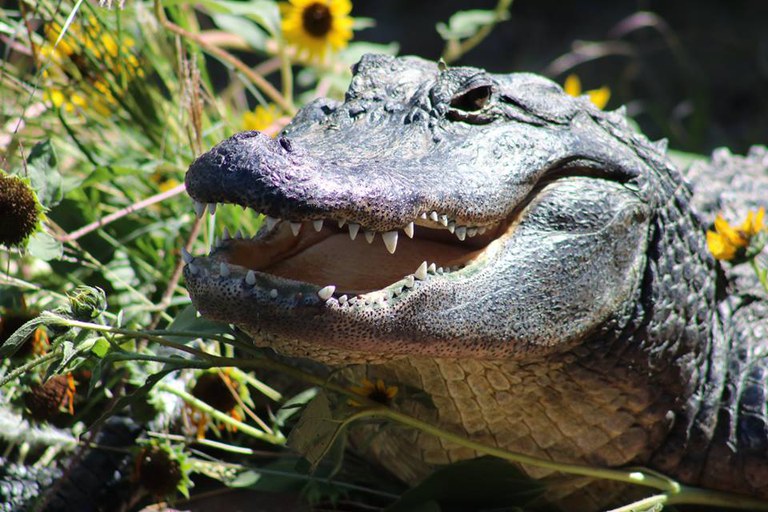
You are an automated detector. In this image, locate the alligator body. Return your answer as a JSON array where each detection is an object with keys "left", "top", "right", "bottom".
[{"left": 184, "top": 55, "right": 768, "bottom": 509}]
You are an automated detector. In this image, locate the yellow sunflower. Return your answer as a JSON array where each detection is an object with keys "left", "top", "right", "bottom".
[
  {"left": 242, "top": 104, "right": 281, "bottom": 133},
  {"left": 281, "top": 0, "right": 354, "bottom": 62},
  {"left": 564, "top": 74, "right": 611, "bottom": 110},
  {"left": 349, "top": 378, "right": 398, "bottom": 407},
  {"left": 707, "top": 207, "right": 765, "bottom": 261}
]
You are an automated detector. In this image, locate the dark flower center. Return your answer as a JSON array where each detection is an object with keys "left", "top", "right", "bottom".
[
  {"left": 302, "top": 2, "right": 333, "bottom": 37},
  {"left": 367, "top": 388, "right": 392, "bottom": 405}
]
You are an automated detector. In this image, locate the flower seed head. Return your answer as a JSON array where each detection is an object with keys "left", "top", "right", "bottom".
[{"left": 0, "top": 172, "right": 44, "bottom": 247}]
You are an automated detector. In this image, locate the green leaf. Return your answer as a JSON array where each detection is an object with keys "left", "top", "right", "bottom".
[
  {"left": 211, "top": 14, "right": 269, "bottom": 50},
  {"left": 56, "top": 339, "right": 76, "bottom": 372},
  {"left": 88, "top": 364, "right": 184, "bottom": 431},
  {"left": 25, "top": 139, "right": 63, "bottom": 209},
  {"left": 386, "top": 457, "right": 545, "bottom": 512},
  {"left": 226, "top": 458, "right": 305, "bottom": 492},
  {"left": 435, "top": 10, "right": 504, "bottom": 41},
  {"left": 275, "top": 387, "right": 319, "bottom": 426},
  {"left": 339, "top": 42, "right": 400, "bottom": 65},
  {"left": 0, "top": 315, "right": 48, "bottom": 358},
  {"left": 286, "top": 391, "right": 343, "bottom": 472},
  {"left": 27, "top": 230, "right": 63, "bottom": 261},
  {"left": 167, "top": 305, "right": 232, "bottom": 343},
  {"left": 90, "top": 337, "right": 110, "bottom": 358},
  {"left": 198, "top": 0, "right": 281, "bottom": 37}
]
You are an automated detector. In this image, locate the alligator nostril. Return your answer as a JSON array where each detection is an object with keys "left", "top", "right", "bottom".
[
  {"left": 234, "top": 131, "right": 262, "bottom": 140},
  {"left": 278, "top": 137, "right": 293, "bottom": 152}
]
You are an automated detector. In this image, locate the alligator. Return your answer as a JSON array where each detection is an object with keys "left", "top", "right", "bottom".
[{"left": 183, "top": 54, "right": 768, "bottom": 510}]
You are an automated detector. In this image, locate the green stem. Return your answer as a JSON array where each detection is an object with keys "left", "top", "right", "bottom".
[
  {"left": 0, "top": 350, "right": 60, "bottom": 388},
  {"left": 442, "top": 0, "right": 513, "bottom": 64},
  {"left": 750, "top": 258, "right": 768, "bottom": 292},
  {"left": 605, "top": 494, "right": 668, "bottom": 512},
  {"left": 276, "top": 36, "right": 294, "bottom": 113},
  {"left": 155, "top": 382, "right": 285, "bottom": 445},
  {"left": 342, "top": 409, "right": 679, "bottom": 493}
]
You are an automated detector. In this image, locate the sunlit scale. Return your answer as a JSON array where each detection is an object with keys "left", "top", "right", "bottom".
[{"left": 188, "top": 200, "right": 500, "bottom": 304}]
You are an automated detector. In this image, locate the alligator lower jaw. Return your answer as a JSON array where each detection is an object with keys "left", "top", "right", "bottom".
[{"left": 184, "top": 202, "right": 510, "bottom": 304}]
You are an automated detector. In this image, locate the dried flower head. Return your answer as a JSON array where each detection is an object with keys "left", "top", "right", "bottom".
[{"left": 0, "top": 172, "right": 44, "bottom": 248}]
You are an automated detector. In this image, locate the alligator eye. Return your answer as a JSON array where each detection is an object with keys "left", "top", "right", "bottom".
[{"left": 450, "top": 85, "right": 492, "bottom": 112}]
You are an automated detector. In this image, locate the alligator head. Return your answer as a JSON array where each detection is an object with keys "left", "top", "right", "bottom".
[{"left": 183, "top": 54, "right": 694, "bottom": 364}]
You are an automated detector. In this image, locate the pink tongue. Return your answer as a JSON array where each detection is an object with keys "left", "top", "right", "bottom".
[{"left": 263, "top": 233, "right": 473, "bottom": 293}]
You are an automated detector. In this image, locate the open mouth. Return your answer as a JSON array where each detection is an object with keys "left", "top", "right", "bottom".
[{"left": 184, "top": 201, "right": 509, "bottom": 304}]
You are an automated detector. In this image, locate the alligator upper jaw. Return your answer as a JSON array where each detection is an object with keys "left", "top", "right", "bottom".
[{"left": 185, "top": 199, "right": 510, "bottom": 298}]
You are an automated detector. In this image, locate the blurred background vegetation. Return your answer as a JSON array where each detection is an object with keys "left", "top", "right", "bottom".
[{"left": 0, "top": 0, "right": 766, "bottom": 510}]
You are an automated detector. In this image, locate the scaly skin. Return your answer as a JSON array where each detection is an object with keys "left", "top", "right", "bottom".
[{"left": 183, "top": 55, "right": 768, "bottom": 510}]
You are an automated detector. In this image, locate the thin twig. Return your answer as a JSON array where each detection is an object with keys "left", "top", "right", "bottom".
[
  {"left": 57, "top": 184, "right": 187, "bottom": 243},
  {"left": 442, "top": 0, "right": 514, "bottom": 64}
]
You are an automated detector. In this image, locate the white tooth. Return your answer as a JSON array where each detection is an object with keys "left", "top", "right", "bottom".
[
  {"left": 448, "top": 222, "right": 456, "bottom": 233},
  {"left": 348, "top": 223, "right": 360, "bottom": 240},
  {"left": 194, "top": 201, "right": 206, "bottom": 218},
  {"left": 338, "top": 219, "right": 346, "bottom": 228},
  {"left": 290, "top": 222, "right": 302, "bottom": 236},
  {"left": 467, "top": 227, "right": 478, "bottom": 237},
  {"left": 221, "top": 227, "right": 231, "bottom": 240},
  {"left": 455, "top": 226, "right": 467, "bottom": 240},
  {"left": 188, "top": 263, "right": 199, "bottom": 274},
  {"left": 269, "top": 289, "right": 278, "bottom": 298},
  {"left": 219, "top": 262, "right": 230, "bottom": 277},
  {"left": 181, "top": 247, "right": 193, "bottom": 264},
  {"left": 208, "top": 203, "right": 217, "bottom": 215},
  {"left": 428, "top": 263, "right": 437, "bottom": 273},
  {"left": 439, "top": 215, "right": 448, "bottom": 226},
  {"left": 414, "top": 261, "right": 428, "bottom": 280},
  {"left": 246, "top": 270, "right": 256, "bottom": 285},
  {"left": 404, "top": 275, "right": 415, "bottom": 288},
  {"left": 477, "top": 226, "right": 487, "bottom": 235},
  {"left": 235, "top": 229, "right": 244, "bottom": 239},
  {"left": 313, "top": 220, "right": 324, "bottom": 232},
  {"left": 212, "top": 235, "right": 220, "bottom": 248},
  {"left": 365, "top": 230, "right": 375, "bottom": 244},
  {"left": 266, "top": 216, "right": 279, "bottom": 230},
  {"left": 339, "top": 294, "right": 348, "bottom": 304},
  {"left": 317, "top": 285, "right": 335, "bottom": 300},
  {"left": 403, "top": 222, "right": 414, "bottom": 238},
  {"left": 437, "top": 267, "right": 444, "bottom": 274},
  {"left": 429, "top": 211, "right": 439, "bottom": 222},
  {"left": 419, "top": 212, "right": 428, "bottom": 219},
  {"left": 382, "top": 231, "right": 398, "bottom": 254},
  {"left": 195, "top": 310, "right": 201, "bottom": 318}
]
